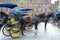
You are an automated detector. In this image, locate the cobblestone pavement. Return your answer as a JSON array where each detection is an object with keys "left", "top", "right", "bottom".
[{"left": 0, "top": 22, "right": 60, "bottom": 40}]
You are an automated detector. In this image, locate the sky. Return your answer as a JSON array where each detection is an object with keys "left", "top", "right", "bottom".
[{"left": 51, "top": 0, "right": 57, "bottom": 4}]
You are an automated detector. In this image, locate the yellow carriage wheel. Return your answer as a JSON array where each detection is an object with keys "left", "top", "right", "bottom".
[
  {"left": 10, "top": 25, "right": 21, "bottom": 38},
  {"left": 25, "top": 24, "right": 32, "bottom": 30},
  {"left": 25, "top": 25, "right": 29, "bottom": 30},
  {"left": 2, "top": 24, "right": 10, "bottom": 36}
]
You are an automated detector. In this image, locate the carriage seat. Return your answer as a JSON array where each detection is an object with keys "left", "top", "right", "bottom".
[
  {"left": 11, "top": 21, "right": 19, "bottom": 25},
  {"left": 7, "top": 21, "right": 19, "bottom": 27}
]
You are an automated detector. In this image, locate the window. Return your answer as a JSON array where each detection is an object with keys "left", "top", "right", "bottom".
[
  {"left": 25, "top": 0, "right": 26, "bottom": 1},
  {"left": 38, "top": 8, "right": 41, "bottom": 11},
  {"left": 8, "top": 0, "right": 10, "bottom": 1},
  {"left": 31, "top": 0, "right": 33, "bottom": 2},
  {"left": 43, "top": 8, "right": 45, "bottom": 12},
  {"left": 41, "top": 8, "right": 43, "bottom": 12},
  {"left": 45, "top": 8, "right": 47, "bottom": 11}
]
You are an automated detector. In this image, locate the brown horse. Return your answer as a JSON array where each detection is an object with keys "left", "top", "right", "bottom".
[{"left": 22, "top": 15, "right": 39, "bottom": 30}]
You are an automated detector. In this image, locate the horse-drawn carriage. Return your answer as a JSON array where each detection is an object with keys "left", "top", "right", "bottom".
[
  {"left": 2, "top": 7, "right": 34, "bottom": 38},
  {"left": 0, "top": 3, "right": 38, "bottom": 38},
  {"left": 0, "top": 3, "right": 52, "bottom": 38}
]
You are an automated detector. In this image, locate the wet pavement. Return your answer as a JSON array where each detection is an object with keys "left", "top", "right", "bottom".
[{"left": 0, "top": 22, "right": 60, "bottom": 40}]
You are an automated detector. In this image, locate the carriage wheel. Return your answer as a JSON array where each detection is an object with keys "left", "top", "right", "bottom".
[
  {"left": 28, "top": 24, "right": 33, "bottom": 29},
  {"left": 25, "top": 24, "right": 33, "bottom": 30},
  {"left": 10, "top": 26, "right": 21, "bottom": 38},
  {"left": 2, "top": 24, "right": 10, "bottom": 36},
  {"left": 25, "top": 25, "right": 29, "bottom": 30}
]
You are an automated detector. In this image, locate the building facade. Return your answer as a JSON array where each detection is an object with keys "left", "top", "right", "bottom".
[
  {"left": 0, "top": 0, "right": 51, "bottom": 14},
  {"left": 51, "top": 0, "right": 59, "bottom": 11}
]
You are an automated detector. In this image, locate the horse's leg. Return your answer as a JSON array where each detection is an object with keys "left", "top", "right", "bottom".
[
  {"left": 57, "top": 19, "right": 60, "bottom": 28},
  {"left": 20, "top": 24, "right": 26, "bottom": 36},
  {"left": 34, "top": 22, "right": 39, "bottom": 35},
  {"left": 45, "top": 19, "right": 48, "bottom": 31},
  {"left": 35, "top": 22, "right": 38, "bottom": 30},
  {"left": 52, "top": 17, "right": 55, "bottom": 24}
]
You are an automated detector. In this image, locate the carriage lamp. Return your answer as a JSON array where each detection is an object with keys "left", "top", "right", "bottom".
[{"left": 9, "top": 17, "right": 15, "bottom": 23}]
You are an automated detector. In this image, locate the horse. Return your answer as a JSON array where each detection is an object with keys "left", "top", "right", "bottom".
[
  {"left": 44, "top": 12, "right": 54, "bottom": 30},
  {"left": 44, "top": 11, "right": 60, "bottom": 29}
]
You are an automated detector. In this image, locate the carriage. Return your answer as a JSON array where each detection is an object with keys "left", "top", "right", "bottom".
[
  {"left": 0, "top": 3, "right": 21, "bottom": 38},
  {"left": 2, "top": 7, "right": 34, "bottom": 38},
  {"left": 0, "top": 3, "right": 50, "bottom": 38}
]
